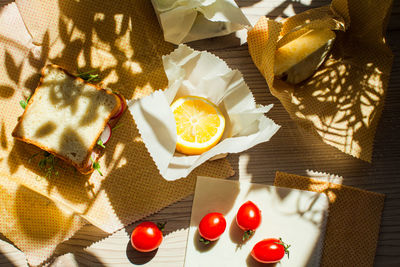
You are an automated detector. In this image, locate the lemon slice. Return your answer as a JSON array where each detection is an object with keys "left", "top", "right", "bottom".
[{"left": 171, "top": 96, "right": 225, "bottom": 155}]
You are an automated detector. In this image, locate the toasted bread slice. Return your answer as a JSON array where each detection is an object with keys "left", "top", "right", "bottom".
[{"left": 12, "top": 64, "right": 122, "bottom": 174}]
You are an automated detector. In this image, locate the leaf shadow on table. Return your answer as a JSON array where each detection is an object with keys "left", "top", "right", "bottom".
[
  {"left": 226, "top": 45, "right": 400, "bottom": 267},
  {"left": 187, "top": 32, "right": 242, "bottom": 51}
]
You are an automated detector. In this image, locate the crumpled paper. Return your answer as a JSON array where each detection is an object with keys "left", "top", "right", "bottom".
[
  {"left": 150, "top": 0, "right": 251, "bottom": 44},
  {"left": 129, "top": 44, "right": 280, "bottom": 181}
]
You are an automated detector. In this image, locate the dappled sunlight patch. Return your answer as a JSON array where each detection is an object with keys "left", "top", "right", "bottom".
[
  {"left": 308, "top": 182, "right": 338, "bottom": 203},
  {"left": 238, "top": 153, "right": 253, "bottom": 181},
  {"left": 133, "top": 136, "right": 143, "bottom": 143},
  {"left": 132, "top": 82, "right": 156, "bottom": 100},
  {"left": 123, "top": 61, "right": 143, "bottom": 75},
  {"left": 103, "top": 142, "right": 127, "bottom": 170}
]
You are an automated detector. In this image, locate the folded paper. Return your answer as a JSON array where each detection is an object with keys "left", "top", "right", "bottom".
[
  {"left": 129, "top": 44, "right": 280, "bottom": 180},
  {"left": 151, "top": 0, "right": 251, "bottom": 44}
]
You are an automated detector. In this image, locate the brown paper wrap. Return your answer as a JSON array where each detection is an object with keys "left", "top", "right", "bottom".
[
  {"left": 248, "top": 0, "right": 394, "bottom": 162},
  {"left": 274, "top": 171, "right": 385, "bottom": 267},
  {"left": 0, "top": 0, "right": 234, "bottom": 264}
]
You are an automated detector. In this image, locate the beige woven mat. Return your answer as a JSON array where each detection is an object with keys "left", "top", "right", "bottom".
[
  {"left": 274, "top": 171, "right": 385, "bottom": 267},
  {"left": 248, "top": 0, "right": 394, "bottom": 162},
  {"left": 0, "top": 0, "right": 234, "bottom": 264}
]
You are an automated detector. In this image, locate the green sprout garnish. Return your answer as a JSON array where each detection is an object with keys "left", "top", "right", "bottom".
[
  {"left": 29, "top": 151, "right": 59, "bottom": 178},
  {"left": 90, "top": 155, "right": 103, "bottom": 176},
  {"left": 77, "top": 70, "right": 100, "bottom": 83},
  {"left": 112, "top": 123, "right": 123, "bottom": 131},
  {"left": 97, "top": 139, "right": 105, "bottom": 148},
  {"left": 19, "top": 95, "right": 31, "bottom": 109}
]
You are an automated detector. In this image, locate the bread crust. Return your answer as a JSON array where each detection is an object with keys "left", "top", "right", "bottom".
[{"left": 12, "top": 64, "right": 125, "bottom": 175}]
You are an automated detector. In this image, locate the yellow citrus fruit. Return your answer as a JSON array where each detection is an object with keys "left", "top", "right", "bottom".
[{"left": 171, "top": 95, "right": 225, "bottom": 155}]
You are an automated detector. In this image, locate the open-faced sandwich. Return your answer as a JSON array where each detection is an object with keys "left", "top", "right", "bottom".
[{"left": 12, "top": 64, "right": 126, "bottom": 175}]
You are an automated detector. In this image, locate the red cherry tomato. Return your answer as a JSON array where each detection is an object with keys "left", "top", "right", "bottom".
[
  {"left": 251, "top": 238, "right": 291, "bottom": 264},
  {"left": 131, "top": 222, "right": 163, "bottom": 252},
  {"left": 198, "top": 212, "right": 226, "bottom": 242},
  {"left": 236, "top": 201, "right": 261, "bottom": 240},
  {"left": 236, "top": 201, "right": 262, "bottom": 230}
]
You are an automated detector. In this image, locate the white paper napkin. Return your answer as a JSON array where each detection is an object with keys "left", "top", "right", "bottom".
[
  {"left": 128, "top": 44, "right": 280, "bottom": 181},
  {"left": 151, "top": 0, "right": 251, "bottom": 44}
]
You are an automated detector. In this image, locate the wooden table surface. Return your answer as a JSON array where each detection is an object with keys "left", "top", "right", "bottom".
[{"left": 1, "top": 0, "right": 399, "bottom": 266}]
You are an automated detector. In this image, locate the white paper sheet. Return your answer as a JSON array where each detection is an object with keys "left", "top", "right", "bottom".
[
  {"left": 128, "top": 44, "right": 280, "bottom": 181},
  {"left": 151, "top": 0, "right": 251, "bottom": 44},
  {"left": 184, "top": 176, "right": 329, "bottom": 267}
]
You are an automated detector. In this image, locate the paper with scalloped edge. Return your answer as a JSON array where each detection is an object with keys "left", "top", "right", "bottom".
[
  {"left": 128, "top": 44, "right": 280, "bottom": 181},
  {"left": 150, "top": 0, "right": 251, "bottom": 44}
]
